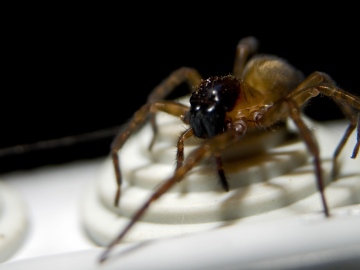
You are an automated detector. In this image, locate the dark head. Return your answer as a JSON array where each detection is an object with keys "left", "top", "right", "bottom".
[{"left": 186, "top": 75, "right": 240, "bottom": 138}]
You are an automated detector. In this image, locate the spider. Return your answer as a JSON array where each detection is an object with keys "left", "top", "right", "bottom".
[{"left": 99, "top": 36, "right": 360, "bottom": 262}]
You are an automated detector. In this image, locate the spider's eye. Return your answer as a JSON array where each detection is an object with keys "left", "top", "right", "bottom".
[
  {"left": 189, "top": 75, "right": 240, "bottom": 138},
  {"left": 189, "top": 106, "right": 225, "bottom": 138}
]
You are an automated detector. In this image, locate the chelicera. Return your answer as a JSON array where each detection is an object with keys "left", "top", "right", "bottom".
[{"left": 100, "top": 36, "right": 360, "bottom": 262}]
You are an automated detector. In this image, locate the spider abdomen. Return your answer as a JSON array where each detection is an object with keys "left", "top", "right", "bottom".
[{"left": 243, "top": 55, "right": 305, "bottom": 100}]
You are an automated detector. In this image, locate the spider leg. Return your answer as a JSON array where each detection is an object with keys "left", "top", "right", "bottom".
[
  {"left": 233, "top": 36, "right": 259, "bottom": 79},
  {"left": 147, "top": 67, "right": 202, "bottom": 150},
  {"left": 214, "top": 153, "right": 229, "bottom": 191},
  {"left": 111, "top": 103, "right": 150, "bottom": 207},
  {"left": 176, "top": 128, "right": 194, "bottom": 171},
  {"left": 100, "top": 129, "right": 239, "bottom": 263},
  {"left": 258, "top": 98, "right": 330, "bottom": 217},
  {"left": 352, "top": 114, "right": 360, "bottom": 158},
  {"left": 175, "top": 131, "right": 230, "bottom": 190},
  {"left": 148, "top": 100, "right": 191, "bottom": 150},
  {"left": 258, "top": 71, "right": 360, "bottom": 217},
  {"left": 111, "top": 68, "right": 202, "bottom": 207},
  {"left": 330, "top": 101, "right": 358, "bottom": 178},
  {"left": 147, "top": 67, "right": 202, "bottom": 103},
  {"left": 288, "top": 71, "right": 360, "bottom": 173},
  {"left": 111, "top": 101, "right": 190, "bottom": 207},
  {"left": 287, "top": 100, "right": 330, "bottom": 217},
  {"left": 288, "top": 72, "right": 360, "bottom": 113}
]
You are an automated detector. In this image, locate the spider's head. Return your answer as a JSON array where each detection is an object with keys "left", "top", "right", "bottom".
[{"left": 186, "top": 75, "right": 240, "bottom": 139}]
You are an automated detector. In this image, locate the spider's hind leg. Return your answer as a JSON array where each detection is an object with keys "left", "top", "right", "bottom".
[
  {"left": 233, "top": 36, "right": 259, "bottom": 79},
  {"left": 330, "top": 101, "right": 359, "bottom": 179},
  {"left": 311, "top": 75, "right": 360, "bottom": 178},
  {"left": 268, "top": 71, "right": 360, "bottom": 216},
  {"left": 286, "top": 71, "right": 360, "bottom": 180},
  {"left": 351, "top": 113, "right": 360, "bottom": 158}
]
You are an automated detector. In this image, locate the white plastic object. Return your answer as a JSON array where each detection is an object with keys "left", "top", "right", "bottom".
[
  {"left": 1, "top": 102, "right": 359, "bottom": 269},
  {"left": 81, "top": 96, "right": 360, "bottom": 248},
  {"left": 2, "top": 205, "right": 360, "bottom": 270},
  {"left": 0, "top": 181, "right": 28, "bottom": 262}
]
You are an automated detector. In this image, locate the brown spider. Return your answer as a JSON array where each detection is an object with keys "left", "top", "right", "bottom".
[{"left": 100, "top": 36, "right": 360, "bottom": 262}]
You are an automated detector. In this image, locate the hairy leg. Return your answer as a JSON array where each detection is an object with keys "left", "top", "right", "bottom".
[
  {"left": 232, "top": 36, "right": 259, "bottom": 79},
  {"left": 101, "top": 129, "right": 239, "bottom": 262}
]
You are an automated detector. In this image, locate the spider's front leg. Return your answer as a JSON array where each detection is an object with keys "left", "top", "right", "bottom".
[
  {"left": 111, "top": 67, "right": 202, "bottom": 207},
  {"left": 100, "top": 129, "right": 240, "bottom": 263},
  {"left": 175, "top": 128, "right": 194, "bottom": 171},
  {"left": 147, "top": 67, "right": 202, "bottom": 150}
]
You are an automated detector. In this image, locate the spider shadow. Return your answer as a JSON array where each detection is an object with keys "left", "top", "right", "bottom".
[{"left": 220, "top": 157, "right": 308, "bottom": 220}]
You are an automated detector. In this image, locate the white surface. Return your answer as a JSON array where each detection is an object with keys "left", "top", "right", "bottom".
[
  {"left": 0, "top": 116, "right": 359, "bottom": 269},
  {"left": 1, "top": 205, "right": 360, "bottom": 270},
  {"left": 0, "top": 181, "right": 28, "bottom": 262},
  {"left": 0, "top": 159, "right": 103, "bottom": 263}
]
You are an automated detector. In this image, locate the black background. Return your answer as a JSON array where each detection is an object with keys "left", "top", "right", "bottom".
[{"left": 2, "top": 9, "right": 359, "bottom": 174}]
